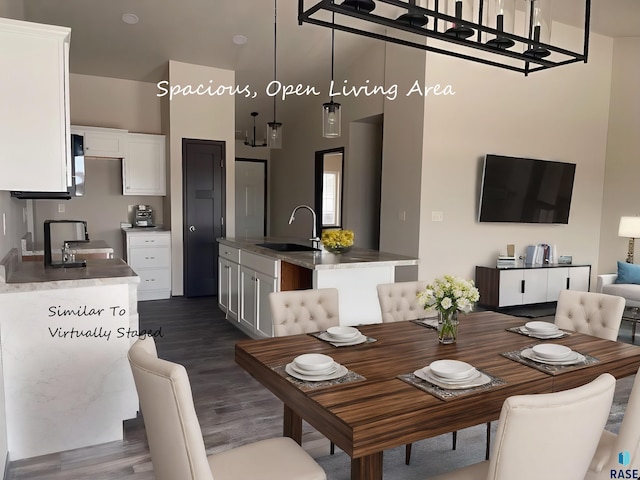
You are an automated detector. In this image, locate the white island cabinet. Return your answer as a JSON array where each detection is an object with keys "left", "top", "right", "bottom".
[
  {"left": 0, "top": 250, "right": 140, "bottom": 461},
  {"left": 217, "top": 238, "right": 419, "bottom": 338},
  {"left": 0, "top": 18, "right": 71, "bottom": 192}
]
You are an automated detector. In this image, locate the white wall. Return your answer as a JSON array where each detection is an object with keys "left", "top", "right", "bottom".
[
  {"left": 598, "top": 37, "right": 640, "bottom": 274},
  {"left": 167, "top": 61, "right": 236, "bottom": 295},
  {"left": 416, "top": 25, "right": 614, "bottom": 287}
]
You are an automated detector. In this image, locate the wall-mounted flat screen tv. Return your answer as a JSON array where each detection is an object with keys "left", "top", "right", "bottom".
[{"left": 478, "top": 154, "right": 576, "bottom": 224}]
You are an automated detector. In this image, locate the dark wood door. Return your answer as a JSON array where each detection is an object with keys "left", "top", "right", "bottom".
[{"left": 183, "top": 139, "right": 225, "bottom": 297}]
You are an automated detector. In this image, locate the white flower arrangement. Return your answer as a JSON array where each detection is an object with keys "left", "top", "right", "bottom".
[{"left": 417, "top": 275, "right": 480, "bottom": 315}]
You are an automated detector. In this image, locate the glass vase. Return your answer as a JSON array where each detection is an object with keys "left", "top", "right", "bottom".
[
  {"left": 324, "top": 245, "right": 352, "bottom": 254},
  {"left": 438, "top": 310, "right": 459, "bottom": 344}
]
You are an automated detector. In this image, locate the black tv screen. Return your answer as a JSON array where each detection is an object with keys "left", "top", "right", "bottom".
[{"left": 478, "top": 154, "right": 576, "bottom": 224}]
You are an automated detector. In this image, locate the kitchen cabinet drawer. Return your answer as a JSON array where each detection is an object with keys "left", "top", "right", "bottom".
[
  {"left": 219, "top": 245, "right": 240, "bottom": 263},
  {"left": 129, "top": 248, "right": 170, "bottom": 268},
  {"left": 128, "top": 233, "right": 171, "bottom": 247},
  {"left": 136, "top": 269, "right": 171, "bottom": 291},
  {"left": 241, "top": 251, "right": 280, "bottom": 278}
]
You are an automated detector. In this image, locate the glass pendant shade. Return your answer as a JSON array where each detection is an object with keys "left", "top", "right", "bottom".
[
  {"left": 486, "top": 0, "right": 515, "bottom": 49},
  {"left": 524, "top": 0, "right": 552, "bottom": 58},
  {"left": 322, "top": 101, "right": 341, "bottom": 138},
  {"left": 267, "top": 121, "right": 282, "bottom": 149}
]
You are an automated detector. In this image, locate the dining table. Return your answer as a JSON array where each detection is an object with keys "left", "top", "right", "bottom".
[{"left": 234, "top": 310, "right": 640, "bottom": 480}]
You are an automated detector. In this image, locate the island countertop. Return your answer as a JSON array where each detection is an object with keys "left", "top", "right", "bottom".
[{"left": 217, "top": 237, "right": 419, "bottom": 270}]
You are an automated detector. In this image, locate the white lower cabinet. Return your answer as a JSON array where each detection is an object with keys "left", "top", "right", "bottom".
[
  {"left": 237, "top": 251, "right": 279, "bottom": 338},
  {"left": 123, "top": 230, "right": 172, "bottom": 301},
  {"left": 218, "top": 246, "right": 240, "bottom": 321}
]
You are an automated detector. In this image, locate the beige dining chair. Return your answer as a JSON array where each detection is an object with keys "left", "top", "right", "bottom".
[
  {"left": 586, "top": 368, "right": 640, "bottom": 479},
  {"left": 128, "top": 337, "right": 326, "bottom": 480},
  {"left": 377, "top": 280, "right": 490, "bottom": 464},
  {"left": 269, "top": 288, "right": 340, "bottom": 336},
  {"left": 554, "top": 289, "right": 625, "bottom": 341},
  {"left": 269, "top": 287, "right": 340, "bottom": 455},
  {"left": 426, "top": 373, "right": 616, "bottom": 480}
]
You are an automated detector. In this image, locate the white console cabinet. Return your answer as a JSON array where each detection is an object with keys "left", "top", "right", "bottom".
[
  {"left": 476, "top": 265, "right": 591, "bottom": 308},
  {"left": 123, "top": 229, "right": 171, "bottom": 301},
  {"left": 238, "top": 251, "right": 280, "bottom": 338},
  {"left": 0, "top": 18, "right": 71, "bottom": 192}
]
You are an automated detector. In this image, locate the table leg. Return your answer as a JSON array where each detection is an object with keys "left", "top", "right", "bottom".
[
  {"left": 283, "top": 405, "right": 303, "bottom": 445},
  {"left": 351, "top": 452, "right": 383, "bottom": 480}
]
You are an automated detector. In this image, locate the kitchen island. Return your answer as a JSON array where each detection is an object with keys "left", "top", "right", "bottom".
[
  {"left": 0, "top": 248, "right": 140, "bottom": 460},
  {"left": 217, "top": 237, "right": 419, "bottom": 338}
]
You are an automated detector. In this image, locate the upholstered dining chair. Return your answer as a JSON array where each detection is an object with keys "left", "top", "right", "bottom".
[
  {"left": 377, "top": 280, "right": 491, "bottom": 465},
  {"left": 554, "top": 289, "right": 626, "bottom": 341},
  {"left": 128, "top": 337, "right": 326, "bottom": 480},
  {"left": 269, "top": 287, "right": 340, "bottom": 455},
  {"left": 586, "top": 368, "right": 640, "bottom": 479},
  {"left": 269, "top": 288, "right": 340, "bottom": 336},
  {"left": 426, "top": 373, "right": 616, "bottom": 480}
]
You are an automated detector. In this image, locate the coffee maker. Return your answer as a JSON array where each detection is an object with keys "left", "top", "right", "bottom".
[{"left": 133, "top": 205, "right": 154, "bottom": 227}]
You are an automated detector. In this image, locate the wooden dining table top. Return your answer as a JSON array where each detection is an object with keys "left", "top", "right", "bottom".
[{"left": 235, "top": 310, "right": 640, "bottom": 480}]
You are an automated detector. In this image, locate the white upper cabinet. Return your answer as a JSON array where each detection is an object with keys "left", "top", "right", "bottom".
[
  {"left": 71, "top": 126, "right": 127, "bottom": 158},
  {"left": 0, "top": 18, "right": 71, "bottom": 192},
  {"left": 123, "top": 133, "right": 166, "bottom": 196}
]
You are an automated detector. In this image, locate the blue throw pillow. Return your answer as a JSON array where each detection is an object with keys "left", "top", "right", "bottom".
[{"left": 615, "top": 261, "right": 640, "bottom": 284}]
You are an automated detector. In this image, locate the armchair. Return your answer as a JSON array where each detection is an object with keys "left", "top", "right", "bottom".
[{"left": 597, "top": 274, "right": 640, "bottom": 308}]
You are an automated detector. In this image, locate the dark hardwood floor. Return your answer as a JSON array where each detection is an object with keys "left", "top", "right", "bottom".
[{"left": 7, "top": 296, "right": 286, "bottom": 480}]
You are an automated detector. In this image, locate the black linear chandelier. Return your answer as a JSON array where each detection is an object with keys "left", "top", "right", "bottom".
[{"left": 298, "top": 0, "right": 591, "bottom": 76}]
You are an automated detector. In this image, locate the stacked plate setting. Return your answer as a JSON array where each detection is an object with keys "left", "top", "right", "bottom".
[
  {"left": 522, "top": 343, "right": 585, "bottom": 365},
  {"left": 414, "top": 359, "right": 491, "bottom": 389},
  {"left": 285, "top": 353, "right": 348, "bottom": 381},
  {"left": 521, "top": 321, "right": 564, "bottom": 338},
  {"left": 318, "top": 326, "right": 367, "bottom": 346}
]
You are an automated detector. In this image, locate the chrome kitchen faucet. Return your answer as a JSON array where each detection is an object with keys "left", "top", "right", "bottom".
[{"left": 288, "top": 205, "right": 320, "bottom": 250}]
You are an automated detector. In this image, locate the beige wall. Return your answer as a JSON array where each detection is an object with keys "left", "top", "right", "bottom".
[
  {"left": 598, "top": 37, "right": 640, "bottom": 274},
  {"left": 417, "top": 24, "right": 614, "bottom": 287},
  {"left": 167, "top": 61, "right": 236, "bottom": 296},
  {"left": 0, "top": 0, "right": 23, "bottom": 20}
]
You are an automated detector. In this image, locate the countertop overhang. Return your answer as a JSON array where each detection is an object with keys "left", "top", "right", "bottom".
[{"left": 218, "top": 237, "right": 419, "bottom": 270}]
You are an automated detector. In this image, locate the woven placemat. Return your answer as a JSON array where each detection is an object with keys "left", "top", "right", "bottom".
[
  {"left": 272, "top": 364, "right": 366, "bottom": 391},
  {"left": 309, "top": 331, "right": 377, "bottom": 347},
  {"left": 506, "top": 326, "right": 571, "bottom": 339},
  {"left": 410, "top": 318, "right": 438, "bottom": 330},
  {"left": 501, "top": 346, "right": 599, "bottom": 375},
  {"left": 398, "top": 370, "right": 507, "bottom": 401}
]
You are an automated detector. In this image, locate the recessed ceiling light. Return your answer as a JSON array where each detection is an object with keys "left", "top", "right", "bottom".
[
  {"left": 232, "top": 34, "right": 247, "bottom": 45},
  {"left": 122, "top": 13, "right": 139, "bottom": 25}
]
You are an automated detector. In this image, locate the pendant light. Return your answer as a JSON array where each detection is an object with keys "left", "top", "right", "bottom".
[
  {"left": 244, "top": 112, "right": 267, "bottom": 148},
  {"left": 524, "top": 0, "right": 552, "bottom": 58},
  {"left": 267, "top": 0, "right": 282, "bottom": 148},
  {"left": 322, "top": 13, "right": 341, "bottom": 138},
  {"left": 485, "top": 0, "right": 516, "bottom": 49}
]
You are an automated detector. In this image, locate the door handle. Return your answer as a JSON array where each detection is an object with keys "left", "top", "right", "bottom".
[{"left": 189, "top": 225, "right": 196, "bottom": 232}]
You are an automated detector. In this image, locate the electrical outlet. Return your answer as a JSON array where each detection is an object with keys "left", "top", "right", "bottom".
[
  {"left": 432, "top": 211, "right": 444, "bottom": 222},
  {"left": 2, "top": 213, "right": 5, "bottom": 236},
  {"left": 58, "top": 204, "right": 65, "bottom": 213},
  {"left": 398, "top": 210, "right": 406, "bottom": 222}
]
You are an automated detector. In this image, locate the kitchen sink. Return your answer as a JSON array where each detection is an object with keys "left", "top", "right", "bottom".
[{"left": 257, "top": 242, "right": 320, "bottom": 252}]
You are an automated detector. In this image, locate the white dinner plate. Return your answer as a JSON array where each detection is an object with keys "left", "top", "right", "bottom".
[
  {"left": 519, "top": 327, "right": 565, "bottom": 339},
  {"left": 415, "top": 368, "right": 491, "bottom": 390},
  {"left": 289, "top": 361, "right": 339, "bottom": 376},
  {"left": 423, "top": 368, "right": 482, "bottom": 384},
  {"left": 285, "top": 363, "right": 348, "bottom": 381},
  {"left": 429, "top": 360, "right": 477, "bottom": 380},
  {"left": 524, "top": 321, "right": 559, "bottom": 334},
  {"left": 532, "top": 343, "right": 572, "bottom": 360},
  {"left": 317, "top": 332, "right": 368, "bottom": 346},
  {"left": 521, "top": 348, "right": 586, "bottom": 366},
  {"left": 326, "top": 326, "right": 361, "bottom": 340},
  {"left": 293, "top": 353, "right": 334, "bottom": 372}
]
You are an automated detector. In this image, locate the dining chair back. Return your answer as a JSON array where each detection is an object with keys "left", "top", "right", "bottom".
[
  {"left": 269, "top": 288, "right": 340, "bottom": 336},
  {"left": 377, "top": 281, "right": 431, "bottom": 322},
  {"left": 587, "top": 368, "right": 640, "bottom": 478},
  {"left": 427, "top": 373, "right": 616, "bottom": 480},
  {"left": 554, "top": 289, "right": 625, "bottom": 341},
  {"left": 128, "top": 337, "right": 326, "bottom": 480}
]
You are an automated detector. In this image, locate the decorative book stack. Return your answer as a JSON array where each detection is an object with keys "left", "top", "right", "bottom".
[{"left": 497, "top": 255, "right": 517, "bottom": 268}]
